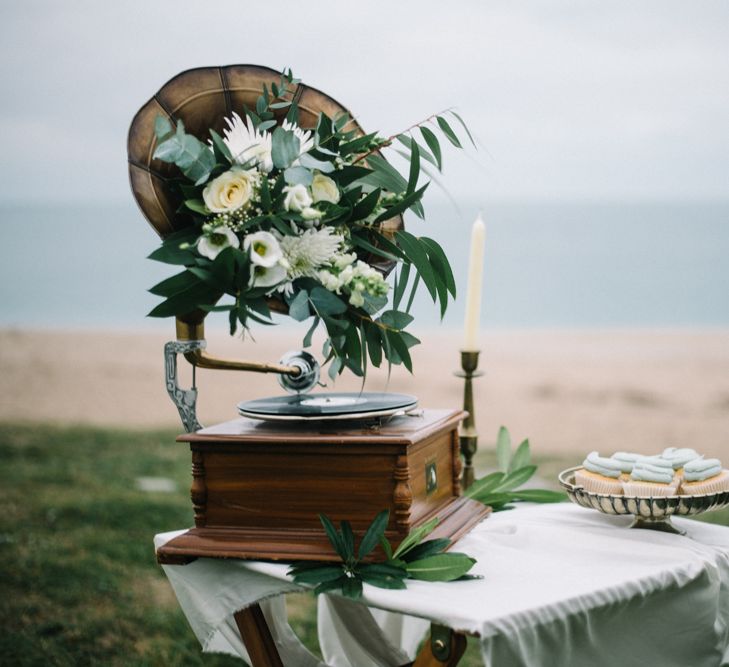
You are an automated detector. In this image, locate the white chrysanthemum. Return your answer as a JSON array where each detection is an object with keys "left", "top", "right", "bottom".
[
  {"left": 243, "top": 231, "right": 282, "bottom": 268},
  {"left": 280, "top": 227, "right": 343, "bottom": 281},
  {"left": 222, "top": 112, "right": 273, "bottom": 172},
  {"left": 282, "top": 120, "right": 315, "bottom": 156},
  {"left": 197, "top": 226, "right": 240, "bottom": 260}
]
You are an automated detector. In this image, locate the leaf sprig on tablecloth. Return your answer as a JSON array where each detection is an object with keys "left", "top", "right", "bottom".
[
  {"left": 147, "top": 68, "right": 473, "bottom": 380},
  {"left": 287, "top": 510, "right": 477, "bottom": 600},
  {"left": 466, "top": 427, "right": 567, "bottom": 510}
]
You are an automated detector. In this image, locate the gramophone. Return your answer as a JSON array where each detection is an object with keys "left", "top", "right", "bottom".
[{"left": 128, "top": 65, "right": 489, "bottom": 562}]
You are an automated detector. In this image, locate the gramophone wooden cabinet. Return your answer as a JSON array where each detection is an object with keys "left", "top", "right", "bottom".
[{"left": 156, "top": 409, "right": 490, "bottom": 564}]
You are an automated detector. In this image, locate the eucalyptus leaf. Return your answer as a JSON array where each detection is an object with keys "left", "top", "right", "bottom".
[
  {"left": 288, "top": 290, "right": 310, "bottom": 321},
  {"left": 284, "top": 166, "right": 313, "bottom": 186},
  {"left": 271, "top": 126, "right": 300, "bottom": 169},
  {"left": 154, "top": 115, "right": 174, "bottom": 141},
  {"left": 299, "top": 153, "right": 335, "bottom": 173},
  {"left": 379, "top": 310, "right": 414, "bottom": 330},
  {"left": 310, "top": 287, "right": 347, "bottom": 315},
  {"left": 303, "top": 316, "right": 320, "bottom": 348}
]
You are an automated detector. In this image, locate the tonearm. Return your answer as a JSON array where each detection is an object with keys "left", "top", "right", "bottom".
[{"left": 165, "top": 316, "right": 321, "bottom": 432}]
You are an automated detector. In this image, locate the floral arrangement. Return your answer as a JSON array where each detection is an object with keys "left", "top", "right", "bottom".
[{"left": 148, "top": 70, "right": 472, "bottom": 379}]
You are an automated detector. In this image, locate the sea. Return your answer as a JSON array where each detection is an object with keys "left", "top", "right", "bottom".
[{"left": 2, "top": 200, "right": 728, "bottom": 331}]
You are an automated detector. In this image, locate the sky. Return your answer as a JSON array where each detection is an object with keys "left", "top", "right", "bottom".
[{"left": 0, "top": 0, "right": 728, "bottom": 205}]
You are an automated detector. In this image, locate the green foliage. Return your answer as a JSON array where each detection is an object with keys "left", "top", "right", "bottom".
[
  {"left": 153, "top": 119, "right": 216, "bottom": 185},
  {"left": 288, "top": 511, "right": 477, "bottom": 600},
  {"left": 466, "top": 427, "right": 568, "bottom": 510}
]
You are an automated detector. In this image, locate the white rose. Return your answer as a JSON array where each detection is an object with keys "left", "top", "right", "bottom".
[
  {"left": 301, "top": 206, "right": 323, "bottom": 221},
  {"left": 283, "top": 184, "right": 313, "bottom": 212},
  {"left": 243, "top": 231, "right": 283, "bottom": 268},
  {"left": 203, "top": 167, "right": 257, "bottom": 213},
  {"left": 197, "top": 226, "right": 240, "bottom": 260},
  {"left": 311, "top": 173, "right": 340, "bottom": 204}
]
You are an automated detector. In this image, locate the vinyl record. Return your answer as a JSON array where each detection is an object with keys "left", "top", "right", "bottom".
[{"left": 237, "top": 392, "right": 418, "bottom": 422}]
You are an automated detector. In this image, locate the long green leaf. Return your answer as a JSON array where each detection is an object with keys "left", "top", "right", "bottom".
[
  {"left": 496, "top": 426, "right": 511, "bottom": 472},
  {"left": 340, "top": 521, "right": 355, "bottom": 560},
  {"left": 406, "top": 553, "right": 476, "bottom": 582},
  {"left": 419, "top": 126, "right": 442, "bottom": 170},
  {"left": 395, "top": 231, "right": 438, "bottom": 302},
  {"left": 396, "top": 135, "right": 438, "bottom": 169},
  {"left": 509, "top": 489, "right": 567, "bottom": 503},
  {"left": 372, "top": 183, "right": 429, "bottom": 225},
  {"left": 342, "top": 576, "right": 363, "bottom": 600},
  {"left": 359, "top": 155, "right": 408, "bottom": 192},
  {"left": 510, "top": 439, "right": 531, "bottom": 472},
  {"left": 406, "top": 139, "right": 420, "bottom": 195},
  {"left": 359, "top": 573, "right": 407, "bottom": 590},
  {"left": 290, "top": 566, "right": 345, "bottom": 585},
  {"left": 463, "top": 471, "right": 505, "bottom": 499},
  {"left": 393, "top": 263, "right": 410, "bottom": 310},
  {"left": 405, "top": 273, "right": 421, "bottom": 314},
  {"left": 319, "top": 514, "right": 347, "bottom": 561},
  {"left": 392, "top": 517, "right": 439, "bottom": 560},
  {"left": 358, "top": 510, "right": 389, "bottom": 560},
  {"left": 436, "top": 116, "right": 462, "bottom": 148},
  {"left": 494, "top": 465, "right": 537, "bottom": 492},
  {"left": 149, "top": 270, "right": 199, "bottom": 297},
  {"left": 420, "top": 237, "right": 457, "bottom": 298},
  {"left": 449, "top": 110, "right": 476, "bottom": 148},
  {"left": 400, "top": 538, "right": 451, "bottom": 563},
  {"left": 314, "top": 577, "right": 348, "bottom": 595}
]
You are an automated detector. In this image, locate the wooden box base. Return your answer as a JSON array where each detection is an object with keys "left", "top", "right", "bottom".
[{"left": 157, "top": 409, "right": 490, "bottom": 564}]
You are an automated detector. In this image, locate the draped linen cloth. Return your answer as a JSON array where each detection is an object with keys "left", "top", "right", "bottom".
[{"left": 155, "top": 503, "right": 729, "bottom": 667}]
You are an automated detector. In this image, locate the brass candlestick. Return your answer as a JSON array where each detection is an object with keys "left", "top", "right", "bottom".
[{"left": 456, "top": 350, "right": 483, "bottom": 490}]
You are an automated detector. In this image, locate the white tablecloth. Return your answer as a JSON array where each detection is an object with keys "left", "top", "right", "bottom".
[{"left": 155, "top": 503, "right": 729, "bottom": 667}]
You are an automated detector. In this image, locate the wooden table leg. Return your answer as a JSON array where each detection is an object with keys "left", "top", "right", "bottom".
[
  {"left": 234, "top": 603, "right": 284, "bottom": 667},
  {"left": 410, "top": 624, "right": 467, "bottom": 667}
]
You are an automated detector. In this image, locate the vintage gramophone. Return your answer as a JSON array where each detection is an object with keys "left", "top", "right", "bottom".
[{"left": 128, "top": 65, "right": 489, "bottom": 563}]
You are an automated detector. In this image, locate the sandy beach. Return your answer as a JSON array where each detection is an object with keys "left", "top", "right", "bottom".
[{"left": 1, "top": 327, "right": 727, "bottom": 461}]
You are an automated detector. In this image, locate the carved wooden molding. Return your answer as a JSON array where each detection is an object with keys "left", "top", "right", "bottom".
[
  {"left": 191, "top": 449, "right": 208, "bottom": 528},
  {"left": 393, "top": 455, "right": 413, "bottom": 532},
  {"left": 451, "top": 431, "right": 463, "bottom": 497}
]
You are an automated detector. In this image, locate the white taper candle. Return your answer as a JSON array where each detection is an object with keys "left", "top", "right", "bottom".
[{"left": 463, "top": 213, "right": 486, "bottom": 351}]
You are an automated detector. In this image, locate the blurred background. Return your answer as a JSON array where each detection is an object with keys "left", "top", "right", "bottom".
[
  {"left": 1, "top": 0, "right": 727, "bottom": 452},
  {"left": 1, "top": 2, "right": 728, "bottom": 664}
]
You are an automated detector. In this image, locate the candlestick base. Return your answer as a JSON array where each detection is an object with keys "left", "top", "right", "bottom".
[{"left": 456, "top": 350, "right": 481, "bottom": 490}]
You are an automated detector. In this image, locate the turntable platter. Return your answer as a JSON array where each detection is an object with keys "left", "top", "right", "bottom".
[{"left": 237, "top": 392, "right": 418, "bottom": 422}]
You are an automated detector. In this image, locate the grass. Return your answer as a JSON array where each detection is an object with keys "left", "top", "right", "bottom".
[{"left": 0, "top": 423, "right": 726, "bottom": 666}]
